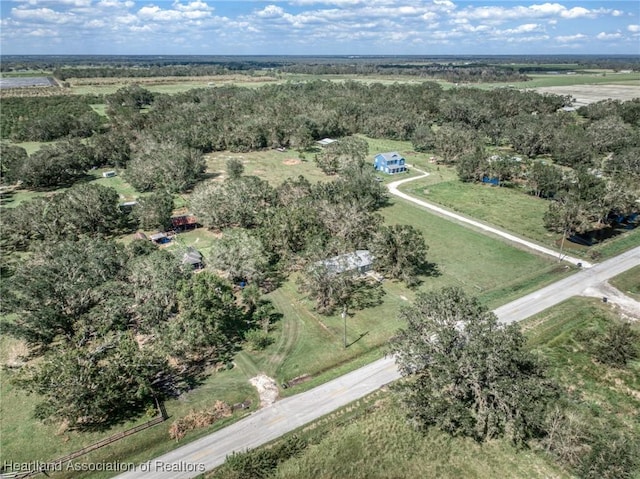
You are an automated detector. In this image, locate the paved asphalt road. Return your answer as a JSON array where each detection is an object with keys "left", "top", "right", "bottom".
[
  {"left": 388, "top": 171, "right": 593, "bottom": 268},
  {"left": 116, "top": 244, "right": 640, "bottom": 479}
]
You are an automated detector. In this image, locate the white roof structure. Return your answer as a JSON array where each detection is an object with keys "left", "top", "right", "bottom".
[
  {"left": 319, "top": 250, "right": 373, "bottom": 275},
  {"left": 317, "top": 138, "right": 337, "bottom": 146}
]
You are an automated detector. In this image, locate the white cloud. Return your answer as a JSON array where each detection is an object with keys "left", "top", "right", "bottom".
[
  {"left": 85, "top": 19, "right": 106, "bottom": 28},
  {"left": 506, "top": 23, "right": 542, "bottom": 34},
  {"left": 11, "top": 7, "right": 76, "bottom": 24},
  {"left": 256, "top": 5, "right": 286, "bottom": 19},
  {"left": 453, "top": 2, "right": 617, "bottom": 24},
  {"left": 628, "top": 24, "right": 640, "bottom": 33},
  {"left": 97, "top": 0, "right": 135, "bottom": 7},
  {"left": 172, "top": 1, "right": 213, "bottom": 13},
  {"left": 556, "top": 33, "right": 587, "bottom": 43},
  {"left": 560, "top": 7, "right": 591, "bottom": 19},
  {"left": 27, "top": 27, "right": 59, "bottom": 37},
  {"left": 596, "top": 31, "right": 622, "bottom": 40}
]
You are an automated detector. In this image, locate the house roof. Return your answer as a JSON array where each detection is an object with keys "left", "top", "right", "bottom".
[
  {"left": 171, "top": 215, "right": 198, "bottom": 227},
  {"left": 134, "top": 232, "right": 148, "bottom": 240},
  {"left": 319, "top": 250, "right": 373, "bottom": 275},
  {"left": 150, "top": 232, "right": 167, "bottom": 241},
  {"left": 317, "top": 138, "right": 337, "bottom": 146},
  {"left": 376, "top": 152, "right": 404, "bottom": 162}
]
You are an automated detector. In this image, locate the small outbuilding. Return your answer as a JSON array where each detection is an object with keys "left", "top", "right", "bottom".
[
  {"left": 182, "top": 247, "right": 204, "bottom": 270},
  {"left": 171, "top": 214, "right": 199, "bottom": 231},
  {"left": 317, "top": 138, "right": 337, "bottom": 147},
  {"left": 150, "top": 232, "right": 169, "bottom": 244},
  {"left": 374, "top": 152, "right": 406, "bottom": 174},
  {"left": 102, "top": 171, "right": 117, "bottom": 178}
]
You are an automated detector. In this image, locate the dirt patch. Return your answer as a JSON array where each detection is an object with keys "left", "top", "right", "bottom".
[
  {"left": 4, "top": 341, "right": 28, "bottom": 368},
  {"left": 282, "top": 158, "right": 301, "bottom": 166},
  {"left": 249, "top": 374, "right": 279, "bottom": 408},
  {"left": 582, "top": 282, "right": 640, "bottom": 320}
]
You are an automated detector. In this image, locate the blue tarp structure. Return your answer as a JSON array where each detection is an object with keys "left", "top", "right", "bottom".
[{"left": 482, "top": 176, "right": 499, "bottom": 186}]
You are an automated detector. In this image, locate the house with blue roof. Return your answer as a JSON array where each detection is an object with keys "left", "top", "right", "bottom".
[{"left": 374, "top": 152, "right": 406, "bottom": 174}]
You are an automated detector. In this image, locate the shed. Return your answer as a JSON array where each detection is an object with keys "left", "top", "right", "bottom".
[
  {"left": 150, "top": 232, "right": 169, "bottom": 244},
  {"left": 171, "top": 214, "right": 199, "bottom": 231},
  {"left": 317, "top": 138, "right": 337, "bottom": 147},
  {"left": 182, "top": 247, "right": 204, "bottom": 270},
  {"left": 319, "top": 250, "right": 374, "bottom": 275},
  {"left": 102, "top": 171, "right": 117, "bottom": 178}
]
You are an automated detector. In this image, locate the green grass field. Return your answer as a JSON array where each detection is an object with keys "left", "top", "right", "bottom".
[
  {"left": 523, "top": 297, "right": 640, "bottom": 443},
  {"left": 268, "top": 395, "right": 567, "bottom": 479},
  {"left": 609, "top": 265, "right": 640, "bottom": 300},
  {"left": 210, "top": 296, "right": 639, "bottom": 479},
  {"left": 478, "top": 72, "right": 640, "bottom": 90},
  {"left": 400, "top": 177, "right": 640, "bottom": 260},
  {"left": 0, "top": 189, "right": 570, "bottom": 475}
]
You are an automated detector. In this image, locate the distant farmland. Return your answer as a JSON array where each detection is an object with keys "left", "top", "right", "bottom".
[
  {"left": 533, "top": 83, "right": 640, "bottom": 106},
  {"left": 0, "top": 77, "right": 58, "bottom": 89}
]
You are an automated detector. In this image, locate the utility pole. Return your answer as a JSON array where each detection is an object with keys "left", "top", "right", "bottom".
[{"left": 342, "top": 305, "right": 347, "bottom": 348}]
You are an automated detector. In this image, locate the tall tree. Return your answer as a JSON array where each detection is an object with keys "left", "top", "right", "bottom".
[
  {"left": 134, "top": 190, "right": 174, "bottom": 231},
  {"left": 3, "top": 238, "right": 127, "bottom": 348},
  {"left": 16, "top": 332, "right": 171, "bottom": 428},
  {"left": 0, "top": 143, "right": 27, "bottom": 184},
  {"left": 18, "top": 140, "right": 94, "bottom": 189},
  {"left": 226, "top": 158, "right": 245, "bottom": 180},
  {"left": 370, "top": 225, "right": 430, "bottom": 286},
  {"left": 314, "top": 136, "right": 369, "bottom": 175},
  {"left": 190, "top": 175, "right": 275, "bottom": 230},
  {"left": 527, "top": 161, "right": 563, "bottom": 198},
  {"left": 297, "top": 260, "right": 384, "bottom": 316},
  {"left": 390, "top": 287, "right": 557, "bottom": 444},
  {"left": 127, "top": 137, "right": 205, "bottom": 193},
  {"left": 209, "top": 229, "right": 270, "bottom": 284},
  {"left": 166, "top": 272, "right": 245, "bottom": 364}
]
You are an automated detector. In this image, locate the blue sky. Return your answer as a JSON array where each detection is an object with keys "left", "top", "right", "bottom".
[{"left": 1, "top": 0, "right": 639, "bottom": 55}]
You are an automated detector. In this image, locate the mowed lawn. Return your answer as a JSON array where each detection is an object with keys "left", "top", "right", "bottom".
[
  {"left": 401, "top": 177, "right": 640, "bottom": 259},
  {"left": 380, "top": 197, "right": 571, "bottom": 308},
  {"left": 609, "top": 265, "right": 640, "bottom": 301},
  {"left": 0, "top": 197, "right": 569, "bottom": 476},
  {"left": 214, "top": 296, "right": 639, "bottom": 479}
]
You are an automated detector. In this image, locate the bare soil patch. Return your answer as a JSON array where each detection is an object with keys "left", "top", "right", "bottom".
[
  {"left": 249, "top": 374, "right": 279, "bottom": 408},
  {"left": 282, "top": 158, "right": 302, "bottom": 166}
]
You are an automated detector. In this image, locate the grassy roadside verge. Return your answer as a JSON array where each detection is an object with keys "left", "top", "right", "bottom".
[
  {"left": 399, "top": 177, "right": 640, "bottom": 260},
  {"left": 207, "top": 296, "right": 639, "bottom": 479}
]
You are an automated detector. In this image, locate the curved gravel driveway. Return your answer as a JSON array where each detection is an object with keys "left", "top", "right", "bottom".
[{"left": 387, "top": 169, "right": 593, "bottom": 268}]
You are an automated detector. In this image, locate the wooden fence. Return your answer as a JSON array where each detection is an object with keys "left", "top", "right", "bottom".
[{"left": 1, "top": 403, "right": 168, "bottom": 479}]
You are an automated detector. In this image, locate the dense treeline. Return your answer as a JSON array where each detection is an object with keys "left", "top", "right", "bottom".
[
  {"left": 2, "top": 237, "right": 268, "bottom": 429},
  {"left": 2, "top": 81, "right": 638, "bottom": 244},
  {"left": 0, "top": 95, "right": 104, "bottom": 141},
  {"left": 281, "top": 63, "right": 529, "bottom": 82},
  {"left": 51, "top": 63, "right": 528, "bottom": 83},
  {"left": 52, "top": 65, "right": 264, "bottom": 80},
  {"left": 3, "top": 54, "right": 637, "bottom": 75}
]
